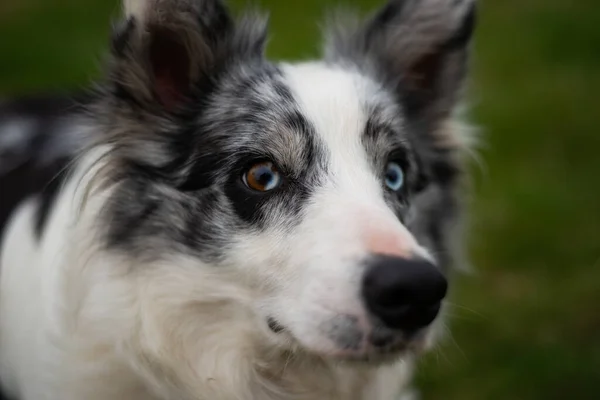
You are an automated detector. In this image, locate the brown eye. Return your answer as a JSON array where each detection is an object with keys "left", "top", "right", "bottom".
[{"left": 242, "top": 161, "right": 282, "bottom": 192}]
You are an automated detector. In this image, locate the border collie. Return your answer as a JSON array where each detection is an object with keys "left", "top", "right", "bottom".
[{"left": 0, "top": 0, "right": 477, "bottom": 399}]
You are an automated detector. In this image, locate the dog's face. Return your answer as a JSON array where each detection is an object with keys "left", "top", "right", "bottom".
[{"left": 92, "top": 0, "right": 475, "bottom": 363}]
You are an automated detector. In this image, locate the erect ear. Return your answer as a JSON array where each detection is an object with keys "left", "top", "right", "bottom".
[
  {"left": 325, "top": 0, "right": 476, "bottom": 131},
  {"left": 110, "top": 0, "right": 267, "bottom": 111}
]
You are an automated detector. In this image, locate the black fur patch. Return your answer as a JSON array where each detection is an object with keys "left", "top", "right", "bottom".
[
  {"left": 102, "top": 62, "right": 327, "bottom": 259},
  {"left": 0, "top": 94, "right": 85, "bottom": 242}
]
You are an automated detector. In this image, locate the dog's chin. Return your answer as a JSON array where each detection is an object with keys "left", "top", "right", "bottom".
[
  {"left": 323, "top": 346, "right": 411, "bottom": 366},
  {"left": 266, "top": 319, "right": 425, "bottom": 366},
  {"left": 297, "top": 338, "right": 416, "bottom": 367}
]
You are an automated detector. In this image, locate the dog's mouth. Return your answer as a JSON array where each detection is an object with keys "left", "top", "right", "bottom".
[
  {"left": 266, "top": 316, "right": 425, "bottom": 363},
  {"left": 267, "top": 317, "right": 286, "bottom": 334}
]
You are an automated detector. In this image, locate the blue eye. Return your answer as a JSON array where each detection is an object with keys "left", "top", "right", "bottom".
[
  {"left": 243, "top": 161, "right": 282, "bottom": 192},
  {"left": 385, "top": 162, "right": 404, "bottom": 192}
]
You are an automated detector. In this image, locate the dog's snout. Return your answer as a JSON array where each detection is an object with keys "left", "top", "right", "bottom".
[{"left": 362, "top": 255, "right": 447, "bottom": 331}]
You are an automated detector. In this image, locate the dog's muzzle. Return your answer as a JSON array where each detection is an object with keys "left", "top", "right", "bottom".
[{"left": 267, "top": 254, "right": 447, "bottom": 360}]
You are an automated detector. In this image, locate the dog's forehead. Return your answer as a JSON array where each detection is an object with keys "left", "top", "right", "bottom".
[
  {"left": 280, "top": 62, "right": 406, "bottom": 170},
  {"left": 197, "top": 61, "right": 407, "bottom": 183}
]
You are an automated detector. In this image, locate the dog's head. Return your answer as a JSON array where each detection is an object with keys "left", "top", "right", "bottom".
[{"left": 90, "top": 0, "right": 476, "bottom": 364}]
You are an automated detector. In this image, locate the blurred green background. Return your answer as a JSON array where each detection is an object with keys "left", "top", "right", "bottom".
[{"left": 1, "top": 0, "right": 599, "bottom": 399}]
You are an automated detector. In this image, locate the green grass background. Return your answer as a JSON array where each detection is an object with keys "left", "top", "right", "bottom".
[{"left": 1, "top": 0, "right": 599, "bottom": 399}]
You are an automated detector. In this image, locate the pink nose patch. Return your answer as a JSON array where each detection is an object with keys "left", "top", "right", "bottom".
[{"left": 365, "top": 230, "right": 412, "bottom": 258}]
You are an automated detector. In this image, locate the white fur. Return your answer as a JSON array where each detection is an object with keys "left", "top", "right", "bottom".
[
  {"left": 124, "top": 0, "right": 149, "bottom": 20},
  {"left": 0, "top": 64, "right": 441, "bottom": 400}
]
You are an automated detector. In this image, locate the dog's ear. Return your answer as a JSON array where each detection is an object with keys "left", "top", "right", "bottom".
[
  {"left": 110, "top": 0, "right": 267, "bottom": 111},
  {"left": 324, "top": 0, "right": 476, "bottom": 133}
]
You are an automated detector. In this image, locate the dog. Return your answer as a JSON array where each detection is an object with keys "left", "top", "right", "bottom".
[{"left": 0, "top": 0, "right": 477, "bottom": 399}]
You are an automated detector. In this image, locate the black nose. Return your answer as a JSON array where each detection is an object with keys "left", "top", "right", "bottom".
[{"left": 362, "top": 255, "right": 447, "bottom": 331}]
